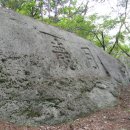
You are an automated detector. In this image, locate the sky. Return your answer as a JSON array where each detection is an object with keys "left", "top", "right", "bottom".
[
  {"left": 77, "top": 0, "right": 130, "bottom": 46},
  {"left": 78, "top": 0, "right": 118, "bottom": 16}
]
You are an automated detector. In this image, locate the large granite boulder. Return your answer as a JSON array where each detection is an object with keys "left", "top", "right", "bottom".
[{"left": 0, "top": 7, "right": 129, "bottom": 126}]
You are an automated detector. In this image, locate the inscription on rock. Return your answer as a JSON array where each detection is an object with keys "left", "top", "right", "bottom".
[
  {"left": 0, "top": 49, "right": 3, "bottom": 55},
  {"left": 81, "top": 47, "right": 98, "bottom": 69},
  {"left": 51, "top": 38, "right": 76, "bottom": 70},
  {"left": 0, "top": 49, "right": 3, "bottom": 60}
]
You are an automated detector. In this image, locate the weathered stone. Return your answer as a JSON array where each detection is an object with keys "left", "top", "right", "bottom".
[{"left": 0, "top": 7, "right": 129, "bottom": 126}]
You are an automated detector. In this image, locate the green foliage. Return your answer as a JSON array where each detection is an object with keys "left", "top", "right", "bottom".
[
  {"left": 0, "top": 0, "right": 25, "bottom": 10},
  {"left": 100, "top": 17, "right": 119, "bottom": 30},
  {"left": 44, "top": 15, "right": 96, "bottom": 39},
  {"left": 17, "top": 0, "right": 41, "bottom": 18}
]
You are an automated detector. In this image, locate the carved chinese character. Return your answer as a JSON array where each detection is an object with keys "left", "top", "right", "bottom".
[
  {"left": 51, "top": 38, "right": 76, "bottom": 70},
  {"left": 81, "top": 47, "right": 98, "bottom": 69}
]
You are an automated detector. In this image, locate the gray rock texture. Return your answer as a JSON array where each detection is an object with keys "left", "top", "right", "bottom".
[{"left": 0, "top": 7, "right": 129, "bottom": 126}]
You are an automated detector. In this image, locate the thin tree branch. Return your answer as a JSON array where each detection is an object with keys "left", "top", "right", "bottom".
[
  {"left": 101, "top": 31, "right": 106, "bottom": 50},
  {"left": 75, "top": 27, "right": 105, "bottom": 50},
  {"left": 108, "top": 0, "right": 128, "bottom": 54},
  {"left": 93, "top": 32, "right": 104, "bottom": 48},
  {"left": 118, "top": 44, "right": 130, "bottom": 57}
]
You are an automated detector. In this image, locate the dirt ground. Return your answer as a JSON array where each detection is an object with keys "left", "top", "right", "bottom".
[{"left": 0, "top": 86, "right": 130, "bottom": 130}]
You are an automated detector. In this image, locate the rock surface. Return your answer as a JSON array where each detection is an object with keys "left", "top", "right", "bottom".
[{"left": 0, "top": 7, "right": 129, "bottom": 126}]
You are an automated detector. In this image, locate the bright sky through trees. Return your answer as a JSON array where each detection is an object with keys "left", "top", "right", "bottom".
[{"left": 78, "top": 0, "right": 120, "bottom": 16}]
